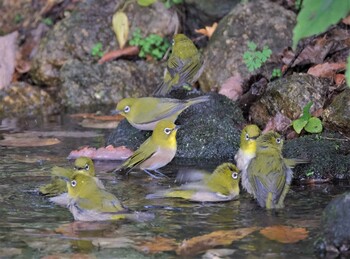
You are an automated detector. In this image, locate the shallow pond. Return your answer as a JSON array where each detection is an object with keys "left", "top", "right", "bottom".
[{"left": 0, "top": 115, "right": 349, "bottom": 258}]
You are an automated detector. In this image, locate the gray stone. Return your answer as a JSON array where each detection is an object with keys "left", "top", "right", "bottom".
[
  {"left": 106, "top": 91, "right": 245, "bottom": 162},
  {"left": 314, "top": 192, "right": 350, "bottom": 256},
  {"left": 199, "top": 0, "right": 295, "bottom": 91}
]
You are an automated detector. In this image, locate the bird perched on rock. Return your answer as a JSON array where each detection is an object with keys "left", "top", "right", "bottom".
[
  {"left": 153, "top": 33, "right": 204, "bottom": 96},
  {"left": 116, "top": 95, "right": 209, "bottom": 131},
  {"left": 247, "top": 131, "right": 293, "bottom": 209},
  {"left": 53, "top": 170, "right": 153, "bottom": 222},
  {"left": 146, "top": 163, "right": 240, "bottom": 202},
  {"left": 116, "top": 120, "right": 179, "bottom": 178}
]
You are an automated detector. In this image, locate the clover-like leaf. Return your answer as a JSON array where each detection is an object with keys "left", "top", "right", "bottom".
[
  {"left": 292, "top": 118, "right": 308, "bottom": 134},
  {"left": 304, "top": 117, "right": 323, "bottom": 133}
]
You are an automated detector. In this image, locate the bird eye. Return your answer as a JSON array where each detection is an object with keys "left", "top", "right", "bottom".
[
  {"left": 71, "top": 180, "right": 77, "bottom": 187},
  {"left": 232, "top": 172, "right": 238, "bottom": 179},
  {"left": 171, "top": 39, "right": 175, "bottom": 45},
  {"left": 245, "top": 133, "right": 249, "bottom": 141},
  {"left": 276, "top": 138, "right": 281, "bottom": 144},
  {"left": 85, "top": 164, "right": 89, "bottom": 171},
  {"left": 164, "top": 128, "right": 172, "bottom": 135},
  {"left": 124, "top": 106, "right": 130, "bottom": 113}
]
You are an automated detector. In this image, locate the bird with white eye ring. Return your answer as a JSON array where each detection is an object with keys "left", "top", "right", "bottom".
[
  {"left": 115, "top": 120, "right": 179, "bottom": 178},
  {"left": 146, "top": 163, "right": 241, "bottom": 202}
]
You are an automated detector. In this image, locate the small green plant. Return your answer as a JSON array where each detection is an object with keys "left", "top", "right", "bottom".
[
  {"left": 42, "top": 17, "right": 54, "bottom": 26},
  {"left": 129, "top": 28, "right": 170, "bottom": 60},
  {"left": 91, "top": 42, "right": 104, "bottom": 58},
  {"left": 292, "top": 101, "right": 323, "bottom": 134},
  {"left": 14, "top": 14, "right": 23, "bottom": 24},
  {"left": 161, "top": 0, "right": 183, "bottom": 8},
  {"left": 271, "top": 68, "right": 282, "bottom": 79},
  {"left": 243, "top": 41, "right": 272, "bottom": 72},
  {"left": 305, "top": 169, "right": 314, "bottom": 177}
]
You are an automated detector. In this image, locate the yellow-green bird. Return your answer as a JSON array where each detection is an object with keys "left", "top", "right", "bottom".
[
  {"left": 247, "top": 131, "right": 292, "bottom": 209},
  {"left": 117, "top": 120, "right": 179, "bottom": 177},
  {"left": 116, "top": 95, "right": 209, "bottom": 131},
  {"left": 39, "top": 157, "right": 104, "bottom": 206},
  {"left": 153, "top": 34, "right": 204, "bottom": 96},
  {"left": 146, "top": 163, "right": 240, "bottom": 202},
  {"left": 53, "top": 171, "right": 152, "bottom": 221}
]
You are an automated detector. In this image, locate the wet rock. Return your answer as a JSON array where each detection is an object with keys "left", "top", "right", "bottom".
[
  {"left": 59, "top": 59, "right": 163, "bottom": 109},
  {"left": 0, "top": 82, "right": 58, "bottom": 117},
  {"left": 106, "top": 91, "right": 245, "bottom": 162},
  {"left": 283, "top": 133, "right": 350, "bottom": 181},
  {"left": 199, "top": 0, "right": 295, "bottom": 91},
  {"left": 250, "top": 74, "right": 329, "bottom": 127},
  {"left": 31, "top": 0, "right": 178, "bottom": 106},
  {"left": 323, "top": 88, "right": 350, "bottom": 136},
  {"left": 314, "top": 192, "right": 350, "bottom": 257}
]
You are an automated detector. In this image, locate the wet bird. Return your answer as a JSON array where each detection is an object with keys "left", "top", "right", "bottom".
[
  {"left": 117, "top": 120, "right": 179, "bottom": 178},
  {"left": 153, "top": 34, "right": 204, "bottom": 96},
  {"left": 146, "top": 163, "right": 240, "bottom": 202},
  {"left": 116, "top": 95, "right": 209, "bottom": 131}
]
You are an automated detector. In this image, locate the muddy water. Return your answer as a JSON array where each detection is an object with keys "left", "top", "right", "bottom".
[{"left": 0, "top": 116, "right": 348, "bottom": 258}]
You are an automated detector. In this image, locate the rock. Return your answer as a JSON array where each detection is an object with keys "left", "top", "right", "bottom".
[
  {"left": 106, "top": 91, "right": 245, "bottom": 162},
  {"left": 283, "top": 133, "right": 350, "bottom": 181},
  {"left": 30, "top": 0, "right": 178, "bottom": 109},
  {"left": 59, "top": 59, "right": 163, "bottom": 109},
  {"left": 323, "top": 88, "right": 350, "bottom": 136},
  {"left": 314, "top": 192, "right": 350, "bottom": 256},
  {"left": 250, "top": 74, "right": 329, "bottom": 127},
  {"left": 0, "top": 82, "right": 57, "bottom": 117},
  {"left": 199, "top": 0, "right": 295, "bottom": 91}
]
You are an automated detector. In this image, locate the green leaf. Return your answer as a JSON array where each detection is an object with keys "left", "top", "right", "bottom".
[
  {"left": 346, "top": 55, "right": 350, "bottom": 88},
  {"left": 292, "top": 118, "right": 308, "bottom": 134},
  {"left": 304, "top": 117, "right": 323, "bottom": 133},
  {"left": 301, "top": 101, "right": 313, "bottom": 120},
  {"left": 293, "top": 0, "right": 350, "bottom": 49},
  {"left": 137, "top": 0, "right": 157, "bottom": 7},
  {"left": 247, "top": 41, "right": 257, "bottom": 51}
]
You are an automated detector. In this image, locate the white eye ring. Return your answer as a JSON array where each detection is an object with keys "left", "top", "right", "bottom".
[
  {"left": 71, "top": 180, "right": 77, "bottom": 187},
  {"left": 245, "top": 133, "right": 249, "bottom": 141},
  {"left": 85, "top": 164, "right": 89, "bottom": 171},
  {"left": 276, "top": 138, "right": 281, "bottom": 144},
  {"left": 164, "top": 128, "right": 172, "bottom": 135},
  {"left": 124, "top": 106, "right": 130, "bottom": 113},
  {"left": 232, "top": 172, "right": 238, "bottom": 179}
]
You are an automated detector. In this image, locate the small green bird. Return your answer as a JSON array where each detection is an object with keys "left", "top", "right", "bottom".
[
  {"left": 117, "top": 120, "right": 179, "bottom": 177},
  {"left": 39, "top": 157, "right": 104, "bottom": 206},
  {"left": 146, "top": 163, "right": 240, "bottom": 202},
  {"left": 116, "top": 95, "right": 209, "bottom": 131},
  {"left": 153, "top": 34, "right": 204, "bottom": 96},
  {"left": 53, "top": 171, "right": 152, "bottom": 221},
  {"left": 247, "top": 131, "right": 292, "bottom": 209}
]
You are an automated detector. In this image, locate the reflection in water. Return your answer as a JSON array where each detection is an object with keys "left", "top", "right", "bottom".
[{"left": 0, "top": 116, "right": 348, "bottom": 258}]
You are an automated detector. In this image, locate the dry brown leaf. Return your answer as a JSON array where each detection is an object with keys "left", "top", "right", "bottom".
[
  {"left": 307, "top": 62, "right": 346, "bottom": 78},
  {"left": 79, "top": 119, "right": 119, "bottom": 129},
  {"left": 112, "top": 11, "right": 129, "bottom": 49},
  {"left": 219, "top": 73, "right": 243, "bottom": 101},
  {"left": 42, "top": 253, "right": 96, "bottom": 259},
  {"left": 67, "top": 145, "right": 133, "bottom": 160},
  {"left": 98, "top": 46, "right": 139, "bottom": 64},
  {"left": 136, "top": 236, "right": 178, "bottom": 254},
  {"left": 176, "top": 227, "right": 259, "bottom": 256},
  {"left": 0, "top": 136, "right": 60, "bottom": 147},
  {"left": 0, "top": 31, "right": 18, "bottom": 89},
  {"left": 335, "top": 74, "right": 346, "bottom": 86},
  {"left": 342, "top": 15, "right": 350, "bottom": 25},
  {"left": 195, "top": 22, "right": 218, "bottom": 38},
  {"left": 260, "top": 225, "right": 308, "bottom": 244},
  {"left": 70, "top": 113, "right": 124, "bottom": 121}
]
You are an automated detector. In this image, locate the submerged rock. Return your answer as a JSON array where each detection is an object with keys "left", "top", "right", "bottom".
[
  {"left": 314, "top": 192, "right": 350, "bottom": 257},
  {"left": 199, "top": 0, "right": 295, "bottom": 91},
  {"left": 106, "top": 91, "right": 245, "bottom": 162}
]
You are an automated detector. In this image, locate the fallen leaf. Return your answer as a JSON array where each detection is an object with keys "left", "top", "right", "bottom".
[
  {"left": 98, "top": 46, "right": 139, "bottom": 64},
  {"left": 136, "top": 236, "right": 178, "bottom": 254},
  {"left": 0, "top": 31, "right": 18, "bottom": 89},
  {"left": 334, "top": 74, "right": 345, "bottom": 86},
  {"left": 219, "top": 73, "right": 243, "bottom": 101},
  {"left": 195, "top": 22, "right": 218, "bottom": 38},
  {"left": 55, "top": 221, "right": 117, "bottom": 238},
  {"left": 67, "top": 145, "right": 133, "bottom": 160},
  {"left": 260, "top": 225, "right": 308, "bottom": 244},
  {"left": 1, "top": 131, "right": 102, "bottom": 139},
  {"left": 70, "top": 113, "right": 124, "bottom": 121},
  {"left": 79, "top": 119, "right": 119, "bottom": 129},
  {"left": 263, "top": 112, "right": 292, "bottom": 133},
  {"left": 92, "top": 237, "right": 134, "bottom": 249},
  {"left": 307, "top": 62, "right": 346, "bottom": 78},
  {"left": 176, "top": 227, "right": 259, "bottom": 256},
  {"left": 342, "top": 15, "right": 350, "bottom": 25},
  {"left": 112, "top": 11, "right": 129, "bottom": 49},
  {"left": 0, "top": 136, "right": 60, "bottom": 147},
  {"left": 42, "top": 253, "right": 96, "bottom": 259}
]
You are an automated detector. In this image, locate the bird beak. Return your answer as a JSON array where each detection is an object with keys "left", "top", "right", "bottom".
[
  {"left": 174, "top": 125, "right": 181, "bottom": 131},
  {"left": 111, "top": 109, "right": 120, "bottom": 115}
]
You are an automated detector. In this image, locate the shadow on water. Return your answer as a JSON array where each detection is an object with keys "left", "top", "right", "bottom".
[{"left": 0, "top": 115, "right": 349, "bottom": 258}]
